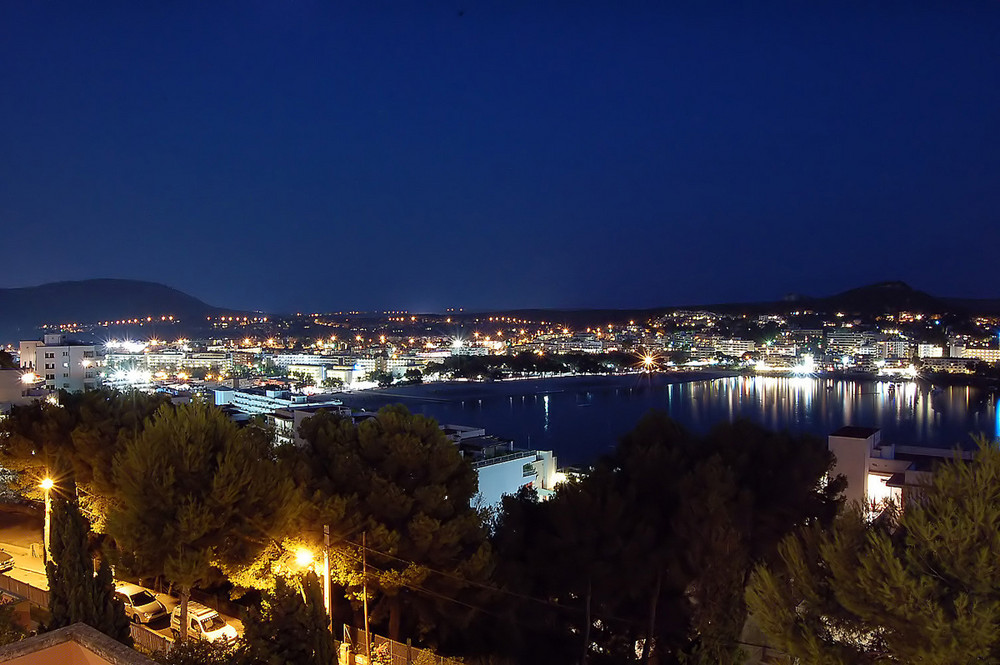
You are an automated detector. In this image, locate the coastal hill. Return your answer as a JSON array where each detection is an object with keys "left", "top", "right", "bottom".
[
  {"left": 0, "top": 279, "right": 226, "bottom": 342},
  {"left": 465, "top": 282, "right": 1000, "bottom": 326},
  {"left": 3, "top": 279, "right": 998, "bottom": 344},
  {"left": 771, "top": 281, "right": 952, "bottom": 315}
]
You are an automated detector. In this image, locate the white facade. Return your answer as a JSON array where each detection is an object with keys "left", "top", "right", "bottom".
[
  {"left": 0, "top": 369, "right": 33, "bottom": 412},
  {"left": 287, "top": 364, "right": 356, "bottom": 386},
  {"left": 20, "top": 334, "right": 97, "bottom": 392},
  {"left": 878, "top": 340, "right": 911, "bottom": 359},
  {"left": 917, "top": 344, "right": 944, "bottom": 359},
  {"left": 268, "top": 353, "right": 345, "bottom": 368},
  {"left": 714, "top": 339, "right": 755, "bottom": 357},
  {"left": 214, "top": 387, "right": 343, "bottom": 416},
  {"left": 472, "top": 450, "right": 558, "bottom": 508},
  {"left": 953, "top": 347, "right": 1000, "bottom": 363},
  {"left": 828, "top": 426, "right": 965, "bottom": 514}
]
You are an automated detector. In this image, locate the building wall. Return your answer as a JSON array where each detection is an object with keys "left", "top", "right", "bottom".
[
  {"left": 0, "top": 369, "right": 31, "bottom": 408},
  {"left": 917, "top": 344, "right": 944, "bottom": 359},
  {"left": 30, "top": 343, "right": 96, "bottom": 392},
  {"left": 828, "top": 430, "right": 880, "bottom": 506},
  {"left": 474, "top": 455, "right": 538, "bottom": 508}
]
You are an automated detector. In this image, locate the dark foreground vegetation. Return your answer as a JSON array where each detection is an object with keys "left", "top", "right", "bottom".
[{"left": 1, "top": 389, "right": 998, "bottom": 664}]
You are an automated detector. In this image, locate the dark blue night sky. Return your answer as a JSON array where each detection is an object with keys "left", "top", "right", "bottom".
[{"left": 2, "top": 2, "right": 998, "bottom": 313}]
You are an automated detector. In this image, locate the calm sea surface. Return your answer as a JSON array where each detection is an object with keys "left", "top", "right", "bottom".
[{"left": 337, "top": 374, "right": 1000, "bottom": 466}]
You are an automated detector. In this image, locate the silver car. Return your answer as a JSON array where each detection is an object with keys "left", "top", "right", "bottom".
[{"left": 115, "top": 583, "right": 167, "bottom": 624}]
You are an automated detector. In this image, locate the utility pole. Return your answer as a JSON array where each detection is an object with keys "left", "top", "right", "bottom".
[
  {"left": 323, "top": 524, "right": 332, "bottom": 634},
  {"left": 362, "top": 532, "right": 371, "bottom": 664}
]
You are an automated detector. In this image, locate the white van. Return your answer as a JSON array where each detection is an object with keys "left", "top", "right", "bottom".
[{"left": 170, "top": 601, "right": 238, "bottom": 643}]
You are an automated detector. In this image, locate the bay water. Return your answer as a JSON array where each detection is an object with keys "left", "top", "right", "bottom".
[{"left": 337, "top": 374, "right": 1000, "bottom": 466}]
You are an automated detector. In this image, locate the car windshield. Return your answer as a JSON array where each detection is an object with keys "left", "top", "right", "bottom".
[
  {"left": 129, "top": 591, "right": 156, "bottom": 605},
  {"left": 202, "top": 615, "right": 226, "bottom": 631}
]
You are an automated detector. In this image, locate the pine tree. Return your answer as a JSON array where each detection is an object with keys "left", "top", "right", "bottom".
[
  {"left": 749, "top": 437, "right": 1000, "bottom": 664},
  {"left": 291, "top": 405, "right": 492, "bottom": 646},
  {"left": 108, "top": 402, "right": 297, "bottom": 642}
]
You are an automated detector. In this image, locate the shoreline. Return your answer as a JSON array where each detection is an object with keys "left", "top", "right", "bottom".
[{"left": 332, "top": 369, "right": 740, "bottom": 404}]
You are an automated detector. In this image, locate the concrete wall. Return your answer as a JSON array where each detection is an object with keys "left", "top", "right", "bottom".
[
  {"left": 475, "top": 456, "right": 537, "bottom": 508},
  {"left": 828, "top": 430, "right": 880, "bottom": 506}
]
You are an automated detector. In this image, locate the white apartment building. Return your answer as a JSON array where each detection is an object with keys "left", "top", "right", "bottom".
[
  {"left": 714, "top": 339, "right": 755, "bottom": 358},
  {"left": 878, "top": 340, "right": 911, "bottom": 359},
  {"left": 266, "top": 353, "right": 346, "bottom": 368},
  {"left": 917, "top": 344, "right": 944, "bottom": 359},
  {"left": 213, "top": 386, "right": 343, "bottom": 416},
  {"left": 20, "top": 334, "right": 97, "bottom": 392},
  {"left": 825, "top": 328, "right": 868, "bottom": 355},
  {"left": 950, "top": 346, "right": 1000, "bottom": 363},
  {"left": 287, "top": 364, "right": 357, "bottom": 386},
  {"left": 472, "top": 449, "right": 559, "bottom": 507},
  {"left": 105, "top": 350, "right": 233, "bottom": 374}
]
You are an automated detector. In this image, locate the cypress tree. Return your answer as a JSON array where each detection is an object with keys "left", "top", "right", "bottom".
[
  {"left": 93, "top": 556, "right": 132, "bottom": 643},
  {"left": 46, "top": 490, "right": 131, "bottom": 645},
  {"left": 244, "top": 572, "right": 334, "bottom": 665}
]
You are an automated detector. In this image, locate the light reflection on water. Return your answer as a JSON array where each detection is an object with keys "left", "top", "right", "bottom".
[{"left": 344, "top": 376, "right": 999, "bottom": 466}]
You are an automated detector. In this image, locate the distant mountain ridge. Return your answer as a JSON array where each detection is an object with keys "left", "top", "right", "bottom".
[
  {"left": 465, "top": 282, "right": 1000, "bottom": 326},
  {"left": 0, "top": 279, "right": 225, "bottom": 342},
  {"left": 2, "top": 279, "right": 998, "bottom": 345}
]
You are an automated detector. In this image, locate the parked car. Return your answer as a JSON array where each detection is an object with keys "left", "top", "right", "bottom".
[
  {"left": 115, "top": 583, "right": 167, "bottom": 624},
  {"left": 0, "top": 550, "right": 14, "bottom": 574},
  {"left": 170, "top": 602, "right": 238, "bottom": 643}
]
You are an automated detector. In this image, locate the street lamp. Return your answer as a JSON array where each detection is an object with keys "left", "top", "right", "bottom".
[
  {"left": 293, "top": 539, "right": 331, "bottom": 625},
  {"left": 40, "top": 477, "right": 54, "bottom": 564},
  {"left": 295, "top": 548, "right": 314, "bottom": 568}
]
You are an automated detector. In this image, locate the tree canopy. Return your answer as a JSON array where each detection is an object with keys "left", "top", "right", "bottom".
[
  {"left": 749, "top": 437, "right": 1000, "bottom": 665},
  {"left": 107, "top": 401, "right": 297, "bottom": 640},
  {"left": 288, "top": 406, "right": 492, "bottom": 647},
  {"left": 490, "top": 412, "right": 841, "bottom": 664},
  {"left": 0, "top": 389, "right": 169, "bottom": 508}
]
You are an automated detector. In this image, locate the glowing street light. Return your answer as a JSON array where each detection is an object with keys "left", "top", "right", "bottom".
[
  {"left": 40, "top": 477, "right": 54, "bottom": 564},
  {"left": 295, "top": 548, "right": 314, "bottom": 568},
  {"left": 292, "top": 529, "right": 332, "bottom": 629}
]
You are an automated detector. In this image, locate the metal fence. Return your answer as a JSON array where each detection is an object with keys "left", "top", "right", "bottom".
[
  {"left": 342, "top": 625, "right": 463, "bottom": 665},
  {"left": 0, "top": 574, "right": 49, "bottom": 607},
  {"left": 130, "top": 624, "right": 174, "bottom": 654}
]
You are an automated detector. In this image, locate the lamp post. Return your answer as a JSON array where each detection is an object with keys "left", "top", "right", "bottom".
[
  {"left": 323, "top": 525, "right": 331, "bottom": 633},
  {"left": 40, "top": 477, "right": 53, "bottom": 564},
  {"left": 294, "top": 538, "right": 332, "bottom": 622}
]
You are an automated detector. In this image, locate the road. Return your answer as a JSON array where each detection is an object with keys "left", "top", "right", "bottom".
[
  {"left": 0, "top": 506, "right": 242, "bottom": 641},
  {"left": 137, "top": 594, "right": 244, "bottom": 641}
]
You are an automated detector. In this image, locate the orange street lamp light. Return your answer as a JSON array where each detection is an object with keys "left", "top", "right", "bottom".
[{"left": 40, "top": 477, "right": 54, "bottom": 564}]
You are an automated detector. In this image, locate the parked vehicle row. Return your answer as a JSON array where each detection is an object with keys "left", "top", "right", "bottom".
[{"left": 114, "top": 582, "right": 238, "bottom": 643}]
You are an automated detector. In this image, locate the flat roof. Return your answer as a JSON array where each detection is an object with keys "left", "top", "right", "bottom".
[{"left": 830, "top": 426, "right": 880, "bottom": 439}]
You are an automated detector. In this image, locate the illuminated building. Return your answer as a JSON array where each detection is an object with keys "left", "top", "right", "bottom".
[
  {"left": 714, "top": 338, "right": 755, "bottom": 358},
  {"left": 828, "top": 426, "right": 972, "bottom": 514},
  {"left": 950, "top": 346, "right": 1000, "bottom": 363},
  {"left": 0, "top": 369, "right": 35, "bottom": 413},
  {"left": 917, "top": 344, "right": 944, "bottom": 359},
  {"left": 878, "top": 339, "right": 911, "bottom": 359},
  {"left": 19, "top": 334, "right": 97, "bottom": 392},
  {"left": 213, "top": 385, "right": 343, "bottom": 415}
]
